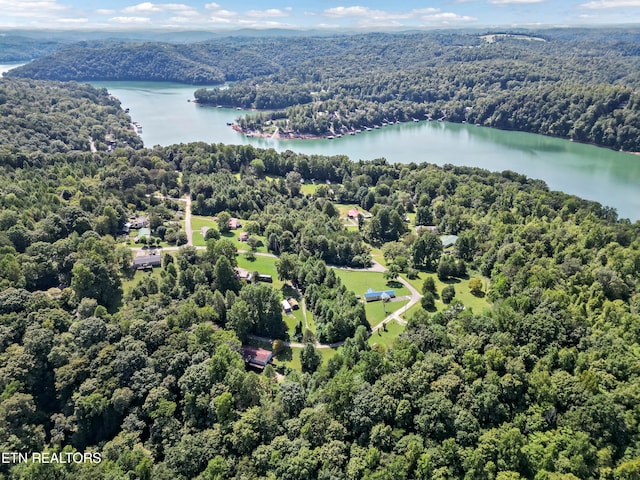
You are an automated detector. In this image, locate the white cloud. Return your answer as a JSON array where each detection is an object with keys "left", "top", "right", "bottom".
[
  {"left": 0, "top": 0, "right": 67, "bottom": 17},
  {"left": 489, "top": 0, "right": 546, "bottom": 3},
  {"left": 246, "top": 9, "right": 290, "bottom": 18},
  {"left": 324, "top": 6, "right": 372, "bottom": 17},
  {"left": 204, "top": 2, "right": 220, "bottom": 9},
  {"left": 237, "top": 19, "right": 293, "bottom": 27},
  {"left": 322, "top": 5, "right": 477, "bottom": 26},
  {"left": 212, "top": 9, "right": 237, "bottom": 17},
  {"left": 166, "top": 15, "right": 192, "bottom": 23},
  {"left": 580, "top": 0, "right": 640, "bottom": 8},
  {"left": 123, "top": 2, "right": 195, "bottom": 14},
  {"left": 421, "top": 12, "right": 477, "bottom": 22},
  {"left": 110, "top": 16, "right": 152, "bottom": 24},
  {"left": 323, "top": 6, "right": 415, "bottom": 21},
  {"left": 58, "top": 17, "right": 88, "bottom": 23},
  {"left": 412, "top": 8, "right": 441, "bottom": 14},
  {"left": 96, "top": 9, "right": 116, "bottom": 15}
]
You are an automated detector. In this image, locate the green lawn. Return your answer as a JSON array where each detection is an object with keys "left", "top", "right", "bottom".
[
  {"left": 191, "top": 215, "right": 216, "bottom": 231},
  {"left": 365, "top": 299, "right": 409, "bottom": 326},
  {"left": 236, "top": 254, "right": 283, "bottom": 290},
  {"left": 300, "top": 183, "right": 317, "bottom": 195},
  {"left": 191, "top": 216, "right": 216, "bottom": 246},
  {"left": 402, "top": 271, "right": 490, "bottom": 315},
  {"left": 121, "top": 267, "right": 163, "bottom": 295},
  {"left": 336, "top": 203, "right": 359, "bottom": 217},
  {"left": 368, "top": 246, "right": 387, "bottom": 267},
  {"left": 333, "top": 268, "right": 409, "bottom": 298},
  {"left": 369, "top": 319, "right": 406, "bottom": 350},
  {"left": 402, "top": 301, "right": 423, "bottom": 321},
  {"left": 192, "top": 233, "right": 208, "bottom": 247},
  {"left": 222, "top": 230, "right": 269, "bottom": 254},
  {"left": 245, "top": 337, "right": 338, "bottom": 372},
  {"left": 289, "top": 307, "right": 315, "bottom": 335},
  {"left": 302, "top": 306, "right": 315, "bottom": 333},
  {"left": 191, "top": 216, "right": 269, "bottom": 251},
  {"left": 287, "top": 345, "right": 338, "bottom": 372},
  {"left": 283, "top": 312, "right": 300, "bottom": 339}
]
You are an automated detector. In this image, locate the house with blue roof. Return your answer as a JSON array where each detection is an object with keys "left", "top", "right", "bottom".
[{"left": 363, "top": 288, "right": 396, "bottom": 302}]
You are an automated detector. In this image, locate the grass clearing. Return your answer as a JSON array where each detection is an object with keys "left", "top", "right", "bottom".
[
  {"left": 300, "top": 182, "right": 317, "bottom": 195},
  {"left": 368, "top": 246, "right": 387, "bottom": 266},
  {"left": 402, "top": 301, "right": 423, "bottom": 321},
  {"left": 333, "top": 269, "right": 409, "bottom": 298},
  {"left": 191, "top": 215, "right": 216, "bottom": 231},
  {"left": 221, "top": 230, "right": 268, "bottom": 254},
  {"left": 245, "top": 337, "right": 338, "bottom": 372},
  {"left": 402, "top": 271, "right": 490, "bottom": 315},
  {"left": 121, "top": 267, "right": 163, "bottom": 295},
  {"left": 365, "top": 299, "right": 409, "bottom": 326},
  {"left": 283, "top": 313, "right": 299, "bottom": 338},
  {"left": 236, "top": 254, "right": 283, "bottom": 290},
  {"left": 369, "top": 319, "right": 405, "bottom": 349}
]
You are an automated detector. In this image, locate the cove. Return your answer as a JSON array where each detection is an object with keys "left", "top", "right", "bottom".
[{"left": 95, "top": 81, "right": 639, "bottom": 221}]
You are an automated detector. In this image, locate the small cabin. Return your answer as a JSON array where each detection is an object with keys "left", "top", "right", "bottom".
[
  {"left": 240, "top": 346, "right": 273, "bottom": 370},
  {"left": 287, "top": 297, "right": 300, "bottom": 310},
  {"left": 282, "top": 299, "right": 292, "bottom": 313},
  {"left": 347, "top": 207, "right": 360, "bottom": 219}
]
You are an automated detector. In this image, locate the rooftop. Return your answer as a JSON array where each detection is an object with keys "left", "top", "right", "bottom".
[{"left": 241, "top": 346, "right": 273, "bottom": 369}]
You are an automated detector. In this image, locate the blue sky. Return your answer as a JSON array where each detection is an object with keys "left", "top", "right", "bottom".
[{"left": 2, "top": 0, "right": 640, "bottom": 30}]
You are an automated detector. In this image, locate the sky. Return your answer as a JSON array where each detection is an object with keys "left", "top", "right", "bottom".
[{"left": 1, "top": 0, "right": 640, "bottom": 31}]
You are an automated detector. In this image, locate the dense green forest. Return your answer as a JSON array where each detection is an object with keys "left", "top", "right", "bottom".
[
  {"left": 2, "top": 74, "right": 640, "bottom": 479},
  {"left": 0, "top": 78, "right": 142, "bottom": 157},
  {"left": 8, "top": 28, "right": 640, "bottom": 150}
]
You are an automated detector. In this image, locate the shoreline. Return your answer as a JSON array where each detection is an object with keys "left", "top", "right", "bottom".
[
  {"left": 229, "top": 119, "right": 640, "bottom": 154},
  {"left": 231, "top": 123, "right": 325, "bottom": 140}
]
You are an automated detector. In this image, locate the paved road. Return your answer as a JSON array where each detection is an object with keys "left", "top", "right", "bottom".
[
  {"left": 250, "top": 270, "right": 421, "bottom": 350},
  {"left": 129, "top": 209, "right": 420, "bottom": 349}
]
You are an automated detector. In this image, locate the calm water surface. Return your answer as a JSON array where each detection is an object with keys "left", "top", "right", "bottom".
[
  {"left": 82, "top": 82, "right": 640, "bottom": 220},
  {"left": 0, "top": 64, "right": 24, "bottom": 74}
]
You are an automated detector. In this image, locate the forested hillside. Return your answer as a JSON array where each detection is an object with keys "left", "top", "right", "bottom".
[
  {"left": 8, "top": 28, "right": 640, "bottom": 150},
  {"left": 1, "top": 77, "right": 640, "bottom": 479},
  {"left": 0, "top": 78, "right": 142, "bottom": 156}
]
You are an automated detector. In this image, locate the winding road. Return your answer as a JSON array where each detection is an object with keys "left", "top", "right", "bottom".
[
  {"left": 251, "top": 260, "right": 422, "bottom": 350},
  {"left": 134, "top": 198, "right": 421, "bottom": 349}
]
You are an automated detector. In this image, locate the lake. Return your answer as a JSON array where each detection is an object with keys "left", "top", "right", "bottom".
[{"left": 34, "top": 79, "right": 640, "bottom": 221}]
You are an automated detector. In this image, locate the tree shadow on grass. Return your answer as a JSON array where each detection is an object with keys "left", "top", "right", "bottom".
[
  {"left": 275, "top": 346, "right": 293, "bottom": 363},
  {"left": 441, "top": 277, "right": 462, "bottom": 285},
  {"left": 386, "top": 280, "right": 404, "bottom": 289},
  {"left": 282, "top": 284, "right": 301, "bottom": 300}
]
